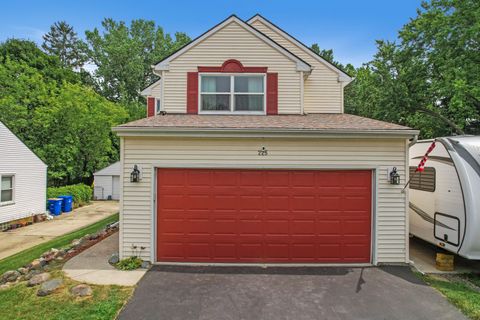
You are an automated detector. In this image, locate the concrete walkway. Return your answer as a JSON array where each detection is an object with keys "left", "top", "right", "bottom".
[
  {"left": 0, "top": 201, "right": 118, "bottom": 261},
  {"left": 63, "top": 233, "right": 146, "bottom": 286},
  {"left": 410, "top": 237, "right": 480, "bottom": 274}
]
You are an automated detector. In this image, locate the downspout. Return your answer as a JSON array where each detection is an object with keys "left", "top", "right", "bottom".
[
  {"left": 300, "top": 71, "right": 304, "bottom": 114},
  {"left": 408, "top": 134, "right": 418, "bottom": 147}
]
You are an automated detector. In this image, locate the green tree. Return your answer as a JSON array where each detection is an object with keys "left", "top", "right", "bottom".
[
  {"left": 346, "top": 0, "right": 480, "bottom": 137},
  {"left": 0, "top": 39, "right": 127, "bottom": 185},
  {"left": 85, "top": 18, "right": 190, "bottom": 104},
  {"left": 42, "top": 21, "right": 87, "bottom": 69},
  {"left": 310, "top": 43, "right": 355, "bottom": 74}
]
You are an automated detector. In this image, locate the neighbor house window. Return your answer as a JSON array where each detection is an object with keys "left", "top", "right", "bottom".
[
  {"left": 200, "top": 75, "right": 265, "bottom": 113},
  {"left": 409, "top": 166, "right": 436, "bottom": 192},
  {"left": 0, "top": 175, "right": 14, "bottom": 205}
]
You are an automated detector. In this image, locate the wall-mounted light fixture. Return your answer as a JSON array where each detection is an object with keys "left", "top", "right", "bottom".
[
  {"left": 130, "top": 165, "right": 141, "bottom": 183},
  {"left": 389, "top": 167, "right": 400, "bottom": 185}
]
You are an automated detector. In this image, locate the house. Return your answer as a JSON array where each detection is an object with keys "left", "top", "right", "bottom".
[
  {"left": 113, "top": 15, "right": 419, "bottom": 265},
  {"left": 0, "top": 121, "right": 47, "bottom": 227},
  {"left": 93, "top": 161, "right": 120, "bottom": 200}
]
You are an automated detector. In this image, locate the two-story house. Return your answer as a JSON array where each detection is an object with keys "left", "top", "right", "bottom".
[{"left": 113, "top": 15, "right": 418, "bottom": 265}]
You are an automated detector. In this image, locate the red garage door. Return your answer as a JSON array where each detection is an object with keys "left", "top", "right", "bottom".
[{"left": 156, "top": 169, "right": 372, "bottom": 263}]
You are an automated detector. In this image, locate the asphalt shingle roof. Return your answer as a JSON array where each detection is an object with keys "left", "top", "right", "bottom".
[{"left": 116, "top": 113, "right": 413, "bottom": 132}]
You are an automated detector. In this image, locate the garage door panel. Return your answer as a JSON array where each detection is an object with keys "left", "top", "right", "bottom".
[{"left": 157, "top": 169, "right": 371, "bottom": 263}]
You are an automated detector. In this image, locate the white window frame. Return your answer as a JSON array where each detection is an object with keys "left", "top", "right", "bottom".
[
  {"left": 198, "top": 73, "right": 266, "bottom": 115},
  {"left": 155, "top": 98, "right": 162, "bottom": 115},
  {"left": 0, "top": 173, "right": 15, "bottom": 206}
]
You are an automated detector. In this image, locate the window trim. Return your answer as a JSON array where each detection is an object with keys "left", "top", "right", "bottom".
[
  {"left": 198, "top": 73, "right": 266, "bottom": 115},
  {"left": 0, "top": 173, "right": 15, "bottom": 206}
]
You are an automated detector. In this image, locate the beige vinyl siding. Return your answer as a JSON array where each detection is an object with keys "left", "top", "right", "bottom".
[
  {"left": 120, "top": 136, "right": 408, "bottom": 263},
  {"left": 164, "top": 21, "right": 301, "bottom": 114},
  {"left": 250, "top": 20, "right": 343, "bottom": 114},
  {"left": 150, "top": 80, "right": 162, "bottom": 99}
]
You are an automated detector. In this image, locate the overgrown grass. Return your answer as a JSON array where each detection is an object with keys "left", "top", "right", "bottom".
[
  {"left": 0, "top": 213, "right": 118, "bottom": 274},
  {"left": 423, "top": 274, "right": 480, "bottom": 320},
  {"left": 0, "top": 270, "right": 132, "bottom": 320}
]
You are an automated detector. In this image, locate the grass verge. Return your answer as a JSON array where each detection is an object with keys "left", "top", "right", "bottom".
[
  {"left": 0, "top": 213, "right": 118, "bottom": 275},
  {"left": 423, "top": 274, "right": 480, "bottom": 320},
  {"left": 0, "top": 212, "right": 133, "bottom": 320},
  {"left": 0, "top": 270, "right": 133, "bottom": 320}
]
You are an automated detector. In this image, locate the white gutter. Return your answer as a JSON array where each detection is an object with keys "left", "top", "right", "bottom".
[{"left": 112, "top": 126, "right": 419, "bottom": 138}]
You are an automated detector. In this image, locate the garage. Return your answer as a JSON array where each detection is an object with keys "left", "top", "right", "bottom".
[{"left": 156, "top": 168, "right": 372, "bottom": 264}]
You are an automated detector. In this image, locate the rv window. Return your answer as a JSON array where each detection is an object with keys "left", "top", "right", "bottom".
[{"left": 409, "top": 166, "right": 436, "bottom": 192}]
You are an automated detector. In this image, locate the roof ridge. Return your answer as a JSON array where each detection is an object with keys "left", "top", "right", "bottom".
[
  {"left": 152, "top": 15, "right": 311, "bottom": 71},
  {"left": 246, "top": 14, "right": 352, "bottom": 78}
]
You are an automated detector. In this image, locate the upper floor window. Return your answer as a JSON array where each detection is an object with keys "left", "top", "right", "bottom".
[
  {"left": 155, "top": 98, "right": 162, "bottom": 114},
  {"left": 1, "top": 174, "right": 14, "bottom": 205},
  {"left": 199, "top": 74, "right": 265, "bottom": 114}
]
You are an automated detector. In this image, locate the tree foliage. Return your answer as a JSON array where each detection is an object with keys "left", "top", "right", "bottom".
[
  {"left": 0, "top": 39, "right": 127, "bottom": 186},
  {"left": 85, "top": 18, "right": 191, "bottom": 103},
  {"left": 345, "top": 0, "right": 480, "bottom": 137},
  {"left": 42, "top": 21, "right": 88, "bottom": 69}
]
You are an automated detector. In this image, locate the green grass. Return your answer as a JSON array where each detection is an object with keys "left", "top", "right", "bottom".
[
  {"left": 0, "top": 270, "right": 133, "bottom": 320},
  {"left": 0, "top": 212, "right": 132, "bottom": 320},
  {"left": 423, "top": 274, "right": 480, "bottom": 320},
  {"left": 0, "top": 213, "right": 118, "bottom": 275}
]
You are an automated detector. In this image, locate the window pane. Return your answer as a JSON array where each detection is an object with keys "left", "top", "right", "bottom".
[
  {"left": 234, "top": 76, "right": 263, "bottom": 93},
  {"left": 156, "top": 99, "right": 161, "bottom": 114},
  {"left": 1, "top": 190, "right": 12, "bottom": 202},
  {"left": 201, "top": 94, "right": 230, "bottom": 111},
  {"left": 1, "top": 176, "right": 12, "bottom": 190},
  {"left": 234, "top": 95, "right": 264, "bottom": 111},
  {"left": 201, "top": 76, "right": 230, "bottom": 93}
]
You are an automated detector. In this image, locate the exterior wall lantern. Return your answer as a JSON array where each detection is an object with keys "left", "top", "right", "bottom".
[
  {"left": 389, "top": 167, "right": 400, "bottom": 185},
  {"left": 130, "top": 165, "right": 141, "bottom": 183}
]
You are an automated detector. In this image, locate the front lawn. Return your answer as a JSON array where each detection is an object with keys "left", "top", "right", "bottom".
[
  {"left": 423, "top": 274, "right": 480, "bottom": 320},
  {"left": 0, "top": 213, "right": 119, "bottom": 275},
  {"left": 0, "top": 213, "right": 134, "bottom": 320},
  {"left": 0, "top": 270, "right": 133, "bottom": 320}
]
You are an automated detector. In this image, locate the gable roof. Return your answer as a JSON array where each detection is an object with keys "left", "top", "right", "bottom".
[
  {"left": 94, "top": 161, "right": 120, "bottom": 176},
  {"left": 247, "top": 14, "right": 352, "bottom": 81},
  {"left": 140, "top": 79, "right": 161, "bottom": 97},
  {"left": 0, "top": 121, "right": 46, "bottom": 167},
  {"left": 152, "top": 15, "right": 311, "bottom": 72}
]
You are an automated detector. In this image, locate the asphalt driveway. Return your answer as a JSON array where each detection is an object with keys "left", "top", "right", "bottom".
[{"left": 118, "top": 265, "right": 465, "bottom": 320}]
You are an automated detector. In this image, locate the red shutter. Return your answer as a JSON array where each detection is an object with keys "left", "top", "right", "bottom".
[
  {"left": 147, "top": 97, "right": 155, "bottom": 117},
  {"left": 187, "top": 72, "right": 199, "bottom": 114},
  {"left": 266, "top": 73, "right": 278, "bottom": 115}
]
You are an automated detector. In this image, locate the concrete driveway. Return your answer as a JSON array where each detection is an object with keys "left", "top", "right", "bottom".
[
  {"left": 118, "top": 265, "right": 466, "bottom": 320},
  {"left": 0, "top": 201, "right": 118, "bottom": 260}
]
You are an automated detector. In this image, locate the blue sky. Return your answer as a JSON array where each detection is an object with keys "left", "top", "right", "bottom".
[{"left": 0, "top": 0, "right": 421, "bottom": 67}]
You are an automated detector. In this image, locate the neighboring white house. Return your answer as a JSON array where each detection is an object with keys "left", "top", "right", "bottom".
[
  {"left": 93, "top": 162, "right": 120, "bottom": 200},
  {"left": 114, "top": 15, "right": 419, "bottom": 265},
  {"left": 0, "top": 121, "right": 47, "bottom": 225}
]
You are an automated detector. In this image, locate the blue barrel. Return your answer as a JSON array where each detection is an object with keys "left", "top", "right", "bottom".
[
  {"left": 47, "top": 198, "right": 63, "bottom": 216},
  {"left": 58, "top": 195, "right": 73, "bottom": 212}
]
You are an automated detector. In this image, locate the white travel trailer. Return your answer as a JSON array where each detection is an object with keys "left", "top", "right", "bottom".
[{"left": 409, "top": 136, "right": 480, "bottom": 259}]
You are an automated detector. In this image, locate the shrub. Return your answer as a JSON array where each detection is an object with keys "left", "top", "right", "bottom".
[
  {"left": 47, "top": 183, "right": 93, "bottom": 207},
  {"left": 116, "top": 257, "right": 143, "bottom": 271}
]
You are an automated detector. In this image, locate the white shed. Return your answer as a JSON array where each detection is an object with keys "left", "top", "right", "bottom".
[
  {"left": 0, "top": 121, "right": 47, "bottom": 224},
  {"left": 93, "top": 162, "right": 120, "bottom": 200}
]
